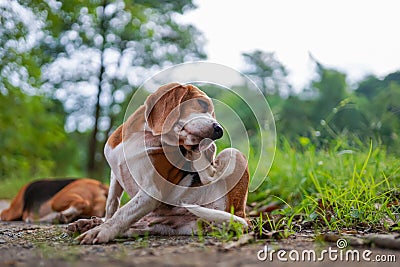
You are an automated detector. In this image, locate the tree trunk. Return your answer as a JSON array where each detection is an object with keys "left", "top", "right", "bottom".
[
  {"left": 87, "top": 64, "right": 104, "bottom": 175},
  {"left": 87, "top": 0, "right": 108, "bottom": 176}
]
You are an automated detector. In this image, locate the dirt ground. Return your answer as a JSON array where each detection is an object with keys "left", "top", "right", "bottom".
[{"left": 1, "top": 201, "right": 399, "bottom": 267}]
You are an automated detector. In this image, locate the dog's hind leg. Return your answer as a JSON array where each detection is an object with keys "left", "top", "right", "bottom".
[
  {"left": 214, "top": 148, "right": 249, "bottom": 219},
  {"left": 38, "top": 197, "right": 89, "bottom": 223},
  {"left": 1, "top": 184, "right": 29, "bottom": 221}
]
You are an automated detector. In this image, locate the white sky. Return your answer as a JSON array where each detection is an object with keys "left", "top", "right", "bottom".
[{"left": 180, "top": 0, "right": 400, "bottom": 90}]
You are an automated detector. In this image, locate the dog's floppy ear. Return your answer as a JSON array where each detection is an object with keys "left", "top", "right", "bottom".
[{"left": 145, "top": 83, "right": 188, "bottom": 135}]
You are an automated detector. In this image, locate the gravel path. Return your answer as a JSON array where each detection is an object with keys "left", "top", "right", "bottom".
[{"left": 1, "top": 201, "right": 399, "bottom": 266}]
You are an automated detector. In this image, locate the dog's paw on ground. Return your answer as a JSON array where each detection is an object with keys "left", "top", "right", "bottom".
[{"left": 66, "top": 217, "right": 104, "bottom": 235}]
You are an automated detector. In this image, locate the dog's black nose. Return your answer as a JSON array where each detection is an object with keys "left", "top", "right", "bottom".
[{"left": 211, "top": 123, "right": 223, "bottom": 140}]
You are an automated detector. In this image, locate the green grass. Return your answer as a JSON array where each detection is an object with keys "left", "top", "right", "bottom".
[
  {"left": 249, "top": 138, "right": 400, "bottom": 233},
  {"left": 197, "top": 208, "right": 248, "bottom": 243}
]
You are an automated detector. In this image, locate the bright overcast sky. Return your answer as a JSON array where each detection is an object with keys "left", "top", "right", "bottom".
[{"left": 180, "top": 0, "right": 400, "bottom": 90}]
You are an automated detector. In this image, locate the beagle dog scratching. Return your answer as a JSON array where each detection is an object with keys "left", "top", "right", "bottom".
[
  {"left": 71, "top": 83, "right": 250, "bottom": 244},
  {"left": 1, "top": 179, "right": 108, "bottom": 223}
]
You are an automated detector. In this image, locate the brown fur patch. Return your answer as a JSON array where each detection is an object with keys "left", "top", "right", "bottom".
[
  {"left": 225, "top": 152, "right": 250, "bottom": 218},
  {"left": 0, "top": 184, "right": 29, "bottom": 221}
]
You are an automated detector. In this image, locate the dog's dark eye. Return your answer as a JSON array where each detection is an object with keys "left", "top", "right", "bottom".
[{"left": 197, "top": 99, "right": 209, "bottom": 111}]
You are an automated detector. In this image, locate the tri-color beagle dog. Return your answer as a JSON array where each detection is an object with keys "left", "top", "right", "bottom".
[
  {"left": 71, "top": 83, "right": 250, "bottom": 244},
  {"left": 0, "top": 178, "right": 108, "bottom": 223}
]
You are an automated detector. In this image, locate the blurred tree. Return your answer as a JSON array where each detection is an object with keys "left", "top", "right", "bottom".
[
  {"left": 19, "top": 0, "right": 206, "bottom": 176},
  {"left": 306, "top": 59, "right": 368, "bottom": 143},
  {"left": 0, "top": 1, "right": 78, "bottom": 180},
  {"left": 356, "top": 72, "right": 400, "bottom": 153},
  {"left": 277, "top": 95, "right": 313, "bottom": 140},
  {"left": 309, "top": 59, "right": 348, "bottom": 123},
  {"left": 278, "top": 57, "right": 369, "bottom": 147},
  {"left": 242, "top": 50, "right": 291, "bottom": 96},
  {"left": 356, "top": 75, "right": 383, "bottom": 99},
  {"left": 0, "top": 1, "right": 44, "bottom": 94}
]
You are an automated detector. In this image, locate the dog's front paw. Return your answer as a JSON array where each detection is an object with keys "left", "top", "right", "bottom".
[
  {"left": 76, "top": 224, "right": 117, "bottom": 245},
  {"left": 67, "top": 217, "right": 104, "bottom": 235}
]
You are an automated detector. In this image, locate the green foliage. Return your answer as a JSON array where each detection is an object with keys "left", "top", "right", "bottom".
[
  {"left": 274, "top": 62, "right": 400, "bottom": 153},
  {"left": 0, "top": 1, "right": 45, "bottom": 93},
  {"left": 0, "top": 88, "right": 74, "bottom": 183},
  {"left": 1, "top": 0, "right": 206, "bottom": 180},
  {"left": 32, "top": 0, "right": 206, "bottom": 175},
  {"left": 357, "top": 78, "right": 400, "bottom": 153},
  {"left": 251, "top": 139, "right": 400, "bottom": 231},
  {"left": 242, "top": 50, "right": 291, "bottom": 96}
]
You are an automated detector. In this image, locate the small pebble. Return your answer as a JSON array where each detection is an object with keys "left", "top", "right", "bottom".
[{"left": 123, "top": 241, "right": 135, "bottom": 246}]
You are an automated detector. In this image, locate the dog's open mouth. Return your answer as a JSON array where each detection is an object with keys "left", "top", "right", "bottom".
[
  {"left": 176, "top": 120, "right": 217, "bottom": 153},
  {"left": 177, "top": 128, "right": 203, "bottom": 148}
]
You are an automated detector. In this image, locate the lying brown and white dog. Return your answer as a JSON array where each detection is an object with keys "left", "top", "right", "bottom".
[
  {"left": 71, "top": 83, "right": 250, "bottom": 244},
  {"left": 0, "top": 178, "right": 108, "bottom": 223}
]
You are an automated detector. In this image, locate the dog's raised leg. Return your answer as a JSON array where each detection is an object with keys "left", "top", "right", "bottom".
[
  {"left": 76, "top": 189, "right": 159, "bottom": 244},
  {"left": 185, "top": 148, "right": 250, "bottom": 225}
]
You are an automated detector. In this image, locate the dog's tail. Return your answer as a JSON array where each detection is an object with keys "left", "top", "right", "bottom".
[{"left": 184, "top": 204, "right": 248, "bottom": 227}]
